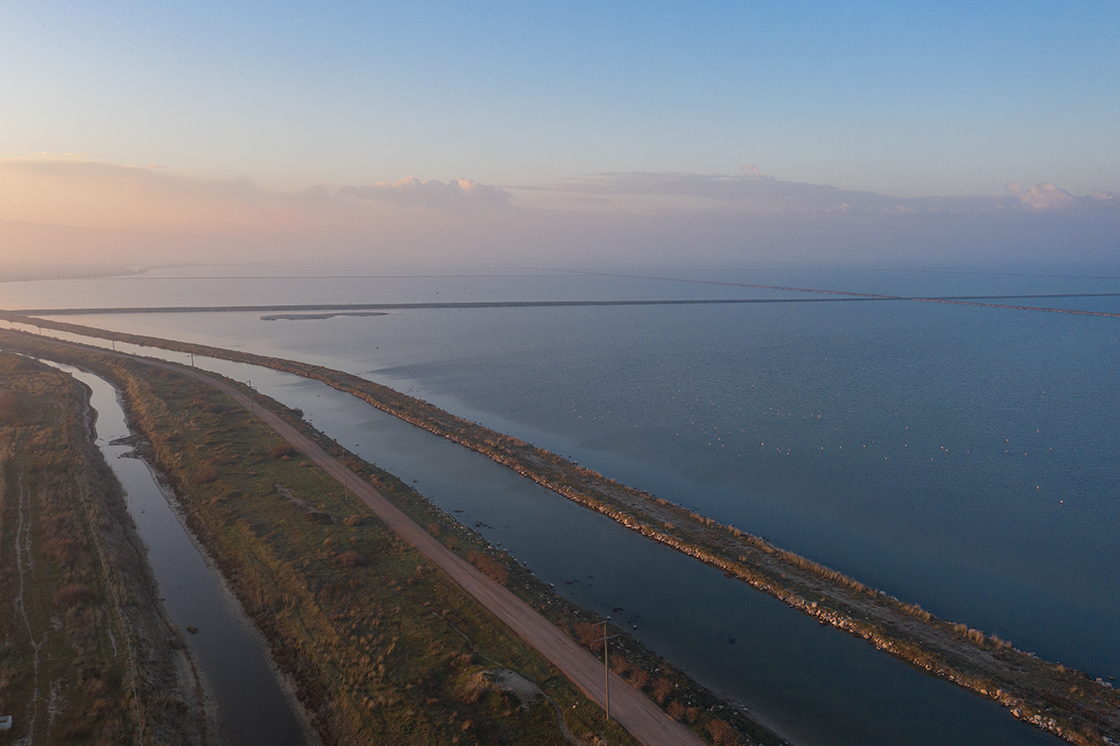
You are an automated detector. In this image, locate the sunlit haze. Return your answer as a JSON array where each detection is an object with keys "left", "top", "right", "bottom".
[{"left": 1, "top": 1, "right": 1117, "bottom": 267}]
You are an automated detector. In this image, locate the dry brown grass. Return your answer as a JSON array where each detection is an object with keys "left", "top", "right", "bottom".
[
  {"left": 575, "top": 621, "right": 605, "bottom": 652},
  {"left": 335, "top": 550, "right": 367, "bottom": 568},
  {"left": 627, "top": 667, "right": 649, "bottom": 689},
  {"left": 0, "top": 390, "right": 21, "bottom": 421},
  {"left": 467, "top": 550, "right": 509, "bottom": 585},
  {"left": 52, "top": 583, "right": 95, "bottom": 608},
  {"left": 0, "top": 352, "right": 201, "bottom": 746},
  {"left": 269, "top": 444, "right": 297, "bottom": 459},
  {"left": 707, "top": 718, "right": 739, "bottom": 745}
]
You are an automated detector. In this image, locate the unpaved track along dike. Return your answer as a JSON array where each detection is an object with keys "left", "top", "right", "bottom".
[{"left": 61, "top": 341, "right": 703, "bottom": 746}]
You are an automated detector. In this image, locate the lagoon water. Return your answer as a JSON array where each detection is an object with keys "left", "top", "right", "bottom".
[
  {"left": 34, "top": 340, "right": 1060, "bottom": 746},
  {"left": 7, "top": 264, "right": 1118, "bottom": 743}
]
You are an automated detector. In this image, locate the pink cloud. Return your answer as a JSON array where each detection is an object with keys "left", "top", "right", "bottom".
[
  {"left": 340, "top": 176, "right": 512, "bottom": 212},
  {"left": 1005, "top": 181, "right": 1075, "bottom": 210},
  {"left": 1, "top": 159, "right": 1116, "bottom": 268}
]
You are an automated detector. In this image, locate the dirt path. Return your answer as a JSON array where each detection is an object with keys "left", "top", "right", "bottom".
[
  {"left": 11, "top": 464, "right": 42, "bottom": 744},
  {"left": 159, "top": 362, "right": 705, "bottom": 746}
]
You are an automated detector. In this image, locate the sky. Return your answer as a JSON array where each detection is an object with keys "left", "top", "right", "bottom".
[{"left": 1, "top": 1, "right": 1118, "bottom": 267}]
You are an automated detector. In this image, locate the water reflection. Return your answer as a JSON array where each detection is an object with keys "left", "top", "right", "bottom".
[
  {"left": 49, "top": 362, "right": 309, "bottom": 746},
  {"left": 185, "top": 358, "right": 1060, "bottom": 746}
]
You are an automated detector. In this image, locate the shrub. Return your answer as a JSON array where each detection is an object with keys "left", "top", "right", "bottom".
[
  {"left": 54, "top": 584, "right": 95, "bottom": 608},
  {"left": 462, "top": 684, "right": 486, "bottom": 704},
  {"left": 42, "top": 537, "right": 86, "bottom": 567},
  {"left": 467, "top": 551, "right": 509, "bottom": 585},
  {"left": 195, "top": 468, "right": 218, "bottom": 484},
  {"left": 627, "top": 668, "right": 649, "bottom": 689},
  {"left": 342, "top": 515, "right": 363, "bottom": 527},
  {"left": 905, "top": 604, "right": 933, "bottom": 621},
  {"left": 651, "top": 678, "right": 673, "bottom": 704},
  {"left": 336, "top": 551, "right": 367, "bottom": 568},
  {"left": 576, "top": 622, "right": 605, "bottom": 652},
  {"left": 0, "top": 390, "right": 21, "bottom": 421},
  {"left": 667, "top": 701, "right": 686, "bottom": 720},
  {"left": 270, "top": 444, "right": 297, "bottom": 459},
  {"left": 707, "top": 718, "right": 739, "bottom": 746}
]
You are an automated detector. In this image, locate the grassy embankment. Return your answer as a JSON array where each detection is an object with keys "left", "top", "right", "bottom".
[
  {"left": 5, "top": 317, "right": 1118, "bottom": 745},
  {"left": 0, "top": 353, "right": 203, "bottom": 746},
  {"left": 1, "top": 329, "right": 769, "bottom": 746}
]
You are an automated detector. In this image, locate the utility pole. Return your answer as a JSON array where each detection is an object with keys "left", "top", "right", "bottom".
[
  {"left": 598, "top": 618, "right": 619, "bottom": 721},
  {"left": 340, "top": 444, "right": 348, "bottom": 494}
]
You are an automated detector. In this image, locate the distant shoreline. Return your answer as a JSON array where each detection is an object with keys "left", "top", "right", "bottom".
[
  {"left": 0, "top": 264, "right": 141, "bottom": 283},
  {"left": 10, "top": 291, "right": 1119, "bottom": 318},
  {"left": 13, "top": 297, "right": 885, "bottom": 315},
  {"left": 259, "top": 311, "right": 390, "bottom": 321}
]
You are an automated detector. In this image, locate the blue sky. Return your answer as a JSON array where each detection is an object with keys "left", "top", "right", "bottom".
[{"left": 0, "top": 1, "right": 1117, "bottom": 265}]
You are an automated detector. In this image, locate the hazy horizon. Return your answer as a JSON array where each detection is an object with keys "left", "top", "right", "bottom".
[{"left": 2, "top": 2, "right": 1117, "bottom": 267}]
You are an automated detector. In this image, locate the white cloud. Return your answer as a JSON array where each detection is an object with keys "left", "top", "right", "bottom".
[
  {"left": 1006, "top": 182, "right": 1075, "bottom": 210},
  {"left": 520, "top": 171, "right": 1120, "bottom": 220},
  {"left": 518, "top": 171, "right": 952, "bottom": 214},
  {"left": 340, "top": 176, "right": 513, "bottom": 212},
  {"left": 1, "top": 159, "right": 1116, "bottom": 268}
]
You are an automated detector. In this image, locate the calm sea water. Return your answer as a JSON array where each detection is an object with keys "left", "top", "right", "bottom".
[
  {"left": 46, "top": 345, "right": 1062, "bottom": 746},
  {"left": 5, "top": 263, "right": 1117, "bottom": 741}
]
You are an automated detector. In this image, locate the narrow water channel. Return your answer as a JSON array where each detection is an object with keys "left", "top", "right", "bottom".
[
  {"left": 29, "top": 332, "right": 1062, "bottom": 746},
  {"left": 47, "top": 361, "right": 310, "bottom": 746},
  {"left": 162, "top": 352, "right": 1058, "bottom": 746},
  {"left": 262, "top": 367, "right": 1068, "bottom": 746}
]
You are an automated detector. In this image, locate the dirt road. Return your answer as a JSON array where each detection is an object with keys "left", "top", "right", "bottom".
[{"left": 170, "top": 365, "right": 705, "bottom": 746}]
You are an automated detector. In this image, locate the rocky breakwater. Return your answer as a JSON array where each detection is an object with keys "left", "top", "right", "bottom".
[{"left": 3, "top": 313, "right": 1118, "bottom": 746}]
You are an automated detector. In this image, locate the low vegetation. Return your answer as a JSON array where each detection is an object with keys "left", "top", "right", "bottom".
[
  {"left": 0, "top": 353, "right": 203, "bottom": 745},
  {"left": 5, "top": 315, "right": 1119, "bottom": 744},
  {"left": 0, "top": 330, "right": 777, "bottom": 745}
]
